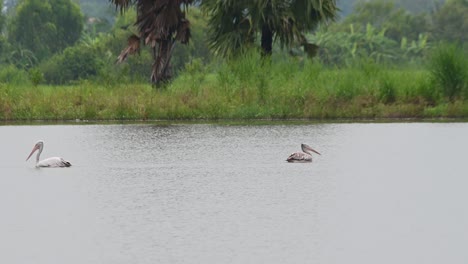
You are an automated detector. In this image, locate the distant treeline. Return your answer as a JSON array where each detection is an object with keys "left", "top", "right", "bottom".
[{"left": 338, "top": 0, "right": 446, "bottom": 16}]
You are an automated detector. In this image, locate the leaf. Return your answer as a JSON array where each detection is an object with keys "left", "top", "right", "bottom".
[{"left": 116, "top": 34, "right": 141, "bottom": 63}]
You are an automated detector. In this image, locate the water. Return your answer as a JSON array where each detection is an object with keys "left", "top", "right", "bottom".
[{"left": 0, "top": 122, "right": 467, "bottom": 264}]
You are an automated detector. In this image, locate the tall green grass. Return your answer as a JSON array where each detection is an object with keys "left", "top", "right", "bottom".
[
  {"left": 428, "top": 43, "right": 468, "bottom": 100},
  {"left": 1, "top": 50, "right": 468, "bottom": 121}
]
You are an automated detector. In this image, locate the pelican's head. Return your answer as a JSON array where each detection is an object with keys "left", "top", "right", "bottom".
[
  {"left": 26, "top": 140, "right": 44, "bottom": 161},
  {"left": 301, "top": 143, "right": 321, "bottom": 155}
]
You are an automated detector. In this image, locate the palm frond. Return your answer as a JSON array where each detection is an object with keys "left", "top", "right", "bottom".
[
  {"left": 201, "top": 0, "right": 338, "bottom": 57},
  {"left": 116, "top": 34, "right": 141, "bottom": 63},
  {"left": 108, "top": 0, "right": 133, "bottom": 12}
]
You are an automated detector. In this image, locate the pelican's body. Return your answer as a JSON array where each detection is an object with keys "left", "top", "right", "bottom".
[
  {"left": 26, "top": 140, "right": 71, "bottom": 168},
  {"left": 287, "top": 144, "right": 321, "bottom": 163}
]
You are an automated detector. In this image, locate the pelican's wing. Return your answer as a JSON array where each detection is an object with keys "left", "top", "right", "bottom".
[
  {"left": 286, "top": 152, "right": 312, "bottom": 163},
  {"left": 37, "top": 157, "right": 72, "bottom": 167}
]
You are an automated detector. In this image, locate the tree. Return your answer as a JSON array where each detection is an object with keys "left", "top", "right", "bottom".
[
  {"left": 334, "top": 0, "right": 430, "bottom": 42},
  {"left": 41, "top": 44, "right": 104, "bottom": 84},
  {"left": 201, "top": 0, "right": 338, "bottom": 57},
  {"left": 110, "top": 0, "right": 194, "bottom": 85},
  {"left": 431, "top": 0, "right": 468, "bottom": 43},
  {"left": 336, "top": 0, "right": 445, "bottom": 17},
  {"left": 8, "top": 0, "right": 83, "bottom": 62},
  {"left": 0, "top": 1, "right": 5, "bottom": 32},
  {"left": 0, "top": 2, "right": 6, "bottom": 62}
]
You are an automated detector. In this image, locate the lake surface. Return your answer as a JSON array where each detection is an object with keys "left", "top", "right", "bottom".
[{"left": 0, "top": 122, "right": 467, "bottom": 264}]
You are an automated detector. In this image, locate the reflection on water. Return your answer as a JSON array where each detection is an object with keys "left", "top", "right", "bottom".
[{"left": 0, "top": 122, "right": 467, "bottom": 264}]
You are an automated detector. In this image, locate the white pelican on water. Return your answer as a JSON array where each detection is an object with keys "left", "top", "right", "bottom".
[
  {"left": 286, "top": 144, "right": 321, "bottom": 163},
  {"left": 26, "top": 140, "right": 72, "bottom": 168}
]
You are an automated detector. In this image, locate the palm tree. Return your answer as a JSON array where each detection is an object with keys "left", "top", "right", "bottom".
[
  {"left": 201, "top": 0, "right": 338, "bottom": 57},
  {"left": 110, "top": 0, "right": 194, "bottom": 85}
]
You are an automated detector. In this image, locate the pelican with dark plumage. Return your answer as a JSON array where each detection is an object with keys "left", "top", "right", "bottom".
[
  {"left": 287, "top": 144, "right": 321, "bottom": 163},
  {"left": 26, "top": 140, "right": 72, "bottom": 168}
]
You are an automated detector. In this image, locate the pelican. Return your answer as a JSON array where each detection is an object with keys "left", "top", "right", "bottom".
[
  {"left": 286, "top": 143, "right": 321, "bottom": 163},
  {"left": 26, "top": 140, "right": 71, "bottom": 168}
]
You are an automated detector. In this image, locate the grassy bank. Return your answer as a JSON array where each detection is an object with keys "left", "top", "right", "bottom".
[{"left": 1, "top": 50, "right": 468, "bottom": 121}]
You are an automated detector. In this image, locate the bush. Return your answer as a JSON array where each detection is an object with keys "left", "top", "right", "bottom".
[
  {"left": 29, "top": 68, "right": 44, "bottom": 87},
  {"left": 0, "top": 65, "right": 30, "bottom": 85},
  {"left": 429, "top": 43, "right": 468, "bottom": 100},
  {"left": 0, "top": 36, "right": 7, "bottom": 60},
  {"left": 40, "top": 45, "right": 104, "bottom": 84}
]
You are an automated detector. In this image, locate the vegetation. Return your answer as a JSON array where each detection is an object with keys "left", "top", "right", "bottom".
[
  {"left": 431, "top": 0, "right": 468, "bottom": 43},
  {"left": 429, "top": 43, "right": 468, "bottom": 100},
  {"left": 338, "top": 0, "right": 445, "bottom": 16},
  {"left": 0, "top": 0, "right": 468, "bottom": 121},
  {"left": 333, "top": 0, "right": 429, "bottom": 42},
  {"left": 0, "top": 1, "right": 5, "bottom": 31},
  {"left": 7, "top": 0, "right": 83, "bottom": 62},
  {"left": 1, "top": 47, "right": 468, "bottom": 121},
  {"left": 0, "top": 1, "right": 6, "bottom": 61}
]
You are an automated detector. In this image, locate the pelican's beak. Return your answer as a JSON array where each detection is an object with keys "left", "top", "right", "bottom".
[
  {"left": 306, "top": 146, "right": 321, "bottom": 155},
  {"left": 26, "top": 145, "right": 39, "bottom": 161}
]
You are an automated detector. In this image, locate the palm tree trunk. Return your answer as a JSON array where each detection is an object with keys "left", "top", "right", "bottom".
[
  {"left": 151, "top": 38, "right": 175, "bottom": 86},
  {"left": 261, "top": 24, "right": 273, "bottom": 56}
]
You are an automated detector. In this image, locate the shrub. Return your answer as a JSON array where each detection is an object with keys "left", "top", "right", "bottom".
[
  {"left": 40, "top": 45, "right": 104, "bottom": 84},
  {"left": 0, "top": 65, "right": 30, "bottom": 85},
  {"left": 429, "top": 43, "right": 468, "bottom": 100},
  {"left": 29, "top": 68, "right": 44, "bottom": 87}
]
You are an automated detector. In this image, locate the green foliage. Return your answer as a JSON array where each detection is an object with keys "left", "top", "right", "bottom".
[
  {"left": 336, "top": 0, "right": 467, "bottom": 45},
  {"left": 378, "top": 76, "right": 397, "bottom": 104},
  {"left": 416, "top": 75, "right": 441, "bottom": 104},
  {"left": 0, "top": 1, "right": 5, "bottom": 31},
  {"left": 0, "top": 64, "right": 30, "bottom": 85},
  {"left": 429, "top": 43, "right": 468, "bottom": 100},
  {"left": 431, "top": 0, "right": 468, "bottom": 43},
  {"left": 309, "top": 24, "right": 405, "bottom": 65},
  {"left": 338, "top": 0, "right": 445, "bottom": 16},
  {"left": 5, "top": 45, "right": 37, "bottom": 69},
  {"left": 400, "top": 33, "right": 429, "bottom": 60},
  {"left": 8, "top": 0, "right": 83, "bottom": 61},
  {"left": 0, "top": 36, "right": 7, "bottom": 61},
  {"left": 40, "top": 45, "right": 104, "bottom": 84},
  {"left": 172, "top": 8, "right": 212, "bottom": 72},
  {"left": 182, "top": 58, "right": 206, "bottom": 90},
  {"left": 333, "top": 0, "right": 430, "bottom": 43},
  {"left": 28, "top": 68, "right": 44, "bottom": 87},
  {"left": 1, "top": 0, "right": 466, "bottom": 90},
  {"left": 307, "top": 0, "right": 468, "bottom": 69},
  {"left": 2, "top": 57, "right": 468, "bottom": 120}
]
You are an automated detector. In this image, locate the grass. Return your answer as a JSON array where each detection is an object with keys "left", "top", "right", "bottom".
[
  {"left": 1, "top": 50, "right": 468, "bottom": 121},
  {"left": 429, "top": 43, "right": 468, "bottom": 100}
]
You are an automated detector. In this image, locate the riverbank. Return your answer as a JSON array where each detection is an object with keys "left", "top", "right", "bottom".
[{"left": 1, "top": 59, "right": 467, "bottom": 121}]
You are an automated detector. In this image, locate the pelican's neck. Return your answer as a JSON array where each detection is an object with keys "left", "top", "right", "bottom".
[
  {"left": 36, "top": 144, "right": 43, "bottom": 163},
  {"left": 301, "top": 145, "right": 311, "bottom": 155}
]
